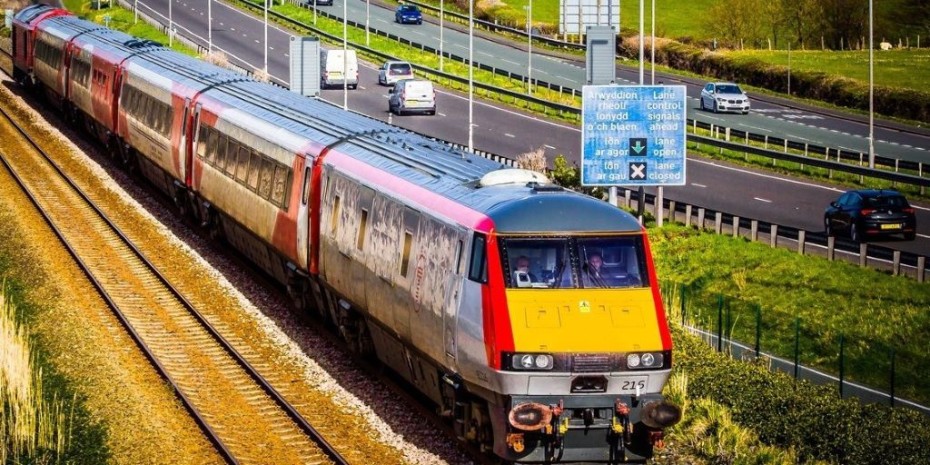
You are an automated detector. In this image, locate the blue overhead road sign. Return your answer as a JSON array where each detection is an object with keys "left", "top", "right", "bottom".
[{"left": 581, "top": 85, "right": 687, "bottom": 186}]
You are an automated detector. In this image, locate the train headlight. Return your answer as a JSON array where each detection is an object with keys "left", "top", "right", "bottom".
[
  {"left": 627, "top": 352, "right": 664, "bottom": 369},
  {"left": 508, "top": 353, "right": 554, "bottom": 371}
]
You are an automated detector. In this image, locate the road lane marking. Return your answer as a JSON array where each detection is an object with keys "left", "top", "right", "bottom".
[{"left": 754, "top": 197, "right": 772, "bottom": 203}]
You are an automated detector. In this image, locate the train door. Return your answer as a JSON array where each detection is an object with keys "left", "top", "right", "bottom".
[
  {"left": 444, "top": 233, "right": 467, "bottom": 363},
  {"left": 179, "top": 97, "right": 191, "bottom": 184},
  {"left": 297, "top": 165, "right": 311, "bottom": 271},
  {"left": 392, "top": 206, "right": 420, "bottom": 343}
]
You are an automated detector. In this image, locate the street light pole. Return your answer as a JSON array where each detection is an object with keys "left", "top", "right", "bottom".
[
  {"left": 168, "top": 0, "right": 173, "bottom": 47},
  {"left": 526, "top": 0, "right": 533, "bottom": 92},
  {"left": 787, "top": 41, "right": 791, "bottom": 96},
  {"left": 638, "top": 0, "right": 644, "bottom": 84},
  {"left": 366, "top": 0, "right": 371, "bottom": 46},
  {"left": 868, "top": 0, "right": 875, "bottom": 168},
  {"left": 343, "top": 0, "right": 348, "bottom": 110},
  {"left": 439, "top": 0, "right": 445, "bottom": 71},
  {"left": 208, "top": 0, "right": 212, "bottom": 53},
  {"left": 650, "top": 0, "right": 655, "bottom": 84},
  {"left": 134, "top": 0, "right": 138, "bottom": 24},
  {"left": 468, "top": 0, "right": 474, "bottom": 152},
  {"left": 264, "top": 0, "right": 268, "bottom": 75}
]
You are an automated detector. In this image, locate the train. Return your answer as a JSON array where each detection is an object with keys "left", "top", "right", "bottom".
[{"left": 11, "top": 5, "right": 681, "bottom": 463}]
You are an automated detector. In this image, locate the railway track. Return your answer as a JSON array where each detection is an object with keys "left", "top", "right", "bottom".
[{"left": 0, "top": 103, "right": 350, "bottom": 465}]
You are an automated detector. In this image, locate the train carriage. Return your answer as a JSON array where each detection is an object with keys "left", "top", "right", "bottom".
[
  {"left": 190, "top": 83, "right": 314, "bottom": 285},
  {"left": 11, "top": 4, "right": 71, "bottom": 86},
  {"left": 66, "top": 29, "right": 163, "bottom": 147},
  {"left": 29, "top": 15, "right": 104, "bottom": 109}
]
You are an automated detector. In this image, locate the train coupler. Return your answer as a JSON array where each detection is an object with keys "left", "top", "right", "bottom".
[{"left": 612, "top": 400, "right": 632, "bottom": 442}]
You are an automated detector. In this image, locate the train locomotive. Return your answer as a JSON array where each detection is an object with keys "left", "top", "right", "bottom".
[{"left": 12, "top": 5, "right": 681, "bottom": 463}]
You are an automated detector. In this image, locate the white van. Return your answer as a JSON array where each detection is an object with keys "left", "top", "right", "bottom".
[
  {"left": 388, "top": 79, "right": 436, "bottom": 115},
  {"left": 320, "top": 49, "right": 358, "bottom": 89}
]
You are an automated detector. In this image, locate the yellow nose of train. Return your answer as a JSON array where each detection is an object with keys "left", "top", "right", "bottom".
[{"left": 506, "top": 287, "right": 665, "bottom": 353}]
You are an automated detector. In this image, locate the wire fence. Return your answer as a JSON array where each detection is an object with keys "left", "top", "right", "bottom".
[{"left": 661, "top": 281, "right": 930, "bottom": 415}]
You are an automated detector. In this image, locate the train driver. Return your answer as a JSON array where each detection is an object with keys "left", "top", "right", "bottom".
[
  {"left": 513, "top": 256, "right": 538, "bottom": 286},
  {"left": 584, "top": 252, "right": 610, "bottom": 287}
]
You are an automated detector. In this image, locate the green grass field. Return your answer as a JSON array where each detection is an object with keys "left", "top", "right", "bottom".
[
  {"left": 726, "top": 48, "right": 930, "bottom": 91},
  {"left": 487, "top": 0, "right": 715, "bottom": 39}
]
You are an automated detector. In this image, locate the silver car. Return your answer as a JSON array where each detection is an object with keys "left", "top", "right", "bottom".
[
  {"left": 378, "top": 60, "right": 415, "bottom": 86},
  {"left": 700, "top": 82, "right": 750, "bottom": 114}
]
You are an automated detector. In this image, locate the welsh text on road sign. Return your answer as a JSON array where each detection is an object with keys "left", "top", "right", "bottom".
[{"left": 581, "top": 85, "right": 687, "bottom": 186}]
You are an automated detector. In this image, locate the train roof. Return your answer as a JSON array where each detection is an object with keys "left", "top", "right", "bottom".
[
  {"left": 127, "top": 49, "right": 248, "bottom": 91},
  {"left": 13, "top": 4, "right": 64, "bottom": 25},
  {"left": 201, "top": 80, "right": 642, "bottom": 234},
  {"left": 34, "top": 15, "right": 106, "bottom": 42}
]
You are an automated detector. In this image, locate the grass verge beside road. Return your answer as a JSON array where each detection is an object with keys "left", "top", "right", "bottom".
[{"left": 650, "top": 224, "right": 930, "bottom": 405}]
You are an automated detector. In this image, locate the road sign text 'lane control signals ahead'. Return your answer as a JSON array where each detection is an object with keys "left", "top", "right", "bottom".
[{"left": 581, "top": 85, "right": 687, "bottom": 186}]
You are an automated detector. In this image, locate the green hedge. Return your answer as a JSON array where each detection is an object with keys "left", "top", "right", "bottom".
[
  {"left": 673, "top": 327, "right": 930, "bottom": 465},
  {"left": 624, "top": 38, "right": 930, "bottom": 122}
]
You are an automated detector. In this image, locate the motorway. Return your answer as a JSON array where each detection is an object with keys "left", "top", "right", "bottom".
[{"left": 130, "top": 0, "right": 930, "bottom": 258}]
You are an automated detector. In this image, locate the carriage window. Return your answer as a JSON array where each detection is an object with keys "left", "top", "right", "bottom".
[
  {"left": 272, "top": 164, "right": 289, "bottom": 207},
  {"left": 196, "top": 126, "right": 208, "bottom": 159},
  {"left": 247, "top": 150, "right": 262, "bottom": 190},
  {"left": 400, "top": 231, "right": 414, "bottom": 277},
  {"left": 467, "top": 233, "right": 487, "bottom": 283},
  {"left": 224, "top": 140, "right": 239, "bottom": 176},
  {"left": 214, "top": 135, "right": 228, "bottom": 170},
  {"left": 330, "top": 195, "right": 341, "bottom": 235},
  {"left": 235, "top": 145, "right": 250, "bottom": 182},
  {"left": 357, "top": 210, "right": 368, "bottom": 251},
  {"left": 301, "top": 167, "right": 311, "bottom": 205},
  {"left": 205, "top": 127, "right": 219, "bottom": 163},
  {"left": 259, "top": 158, "right": 274, "bottom": 199},
  {"left": 455, "top": 239, "right": 465, "bottom": 274},
  {"left": 160, "top": 103, "right": 172, "bottom": 137}
]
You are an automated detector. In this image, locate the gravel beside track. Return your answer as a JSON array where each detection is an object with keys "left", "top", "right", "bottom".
[{"left": 0, "top": 73, "right": 471, "bottom": 464}]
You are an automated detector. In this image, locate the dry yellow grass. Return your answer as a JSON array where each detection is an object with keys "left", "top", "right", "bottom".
[{"left": 0, "top": 287, "right": 68, "bottom": 463}]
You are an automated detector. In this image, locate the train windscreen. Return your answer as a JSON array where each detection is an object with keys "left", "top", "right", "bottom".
[{"left": 499, "top": 235, "right": 649, "bottom": 289}]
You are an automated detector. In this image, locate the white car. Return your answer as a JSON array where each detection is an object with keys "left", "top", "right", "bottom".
[
  {"left": 378, "top": 60, "right": 415, "bottom": 86},
  {"left": 700, "top": 82, "right": 750, "bottom": 114}
]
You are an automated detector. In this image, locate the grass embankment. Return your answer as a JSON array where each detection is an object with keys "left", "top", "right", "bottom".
[
  {"left": 0, "top": 212, "right": 109, "bottom": 463},
  {"left": 650, "top": 224, "right": 930, "bottom": 404},
  {"left": 727, "top": 48, "right": 930, "bottom": 92}
]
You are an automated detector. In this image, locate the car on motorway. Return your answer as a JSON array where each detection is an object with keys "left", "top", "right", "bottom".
[
  {"left": 388, "top": 79, "right": 436, "bottom": 115},
  {"left": 824, "top": 189, "right": 917, "bottom": 242},
  {"left": 395, "top": 4, "right": 423, "bottom": 24},
  {"left": 302, "top": 0, "right": 333, "bottom": 6},
  {"left": 378, "top": 60, "right": 415, "bottom": 86},
  {"left": 700, "top": 82, "right": 750, "bottom": 114}
]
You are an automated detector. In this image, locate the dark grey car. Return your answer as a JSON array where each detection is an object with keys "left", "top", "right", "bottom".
[{"left": 824, "top": 189, "right": 917, "bottom": 242}]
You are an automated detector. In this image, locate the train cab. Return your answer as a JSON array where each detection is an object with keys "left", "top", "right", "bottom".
[{"left": 460, "top": 172, "right": 680, "bottom": 463}]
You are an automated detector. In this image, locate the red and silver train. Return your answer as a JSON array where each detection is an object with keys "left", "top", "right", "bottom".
[{"left": 12, "top": 5, "right": 680, "bottom": 462}]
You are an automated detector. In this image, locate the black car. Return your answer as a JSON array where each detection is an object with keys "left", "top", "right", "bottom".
[{"left": 824, "top": 189, "right": 917, "bottom": 242}]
